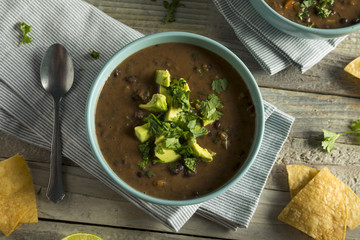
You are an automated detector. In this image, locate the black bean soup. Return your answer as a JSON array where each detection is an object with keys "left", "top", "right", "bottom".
[
  {"left": 95, "top": 43, "right": 256, "bottom": 200},
  {"left": 265, "top": 0, "right": 360, "bottom": 29}
]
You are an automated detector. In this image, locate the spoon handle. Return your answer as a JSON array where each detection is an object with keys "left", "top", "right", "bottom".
[{"left": 46, "top": 97, "right": 65, "bottom": 203}]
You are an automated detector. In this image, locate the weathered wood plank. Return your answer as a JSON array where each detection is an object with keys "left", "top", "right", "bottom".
[
  {"left": 0, "top": 158, "right": 356, "bottom": 239},
  {"left": 0, "top": 220, "right": 212, "bottom": 240},
  {"left": 261, "top": 88, "right": 360, "bottom": 143}
]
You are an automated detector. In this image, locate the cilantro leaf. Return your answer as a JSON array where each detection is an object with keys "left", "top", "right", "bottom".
[
  {"left": 144, "top": 113, "right": 169, "bottom": 136},
  {"left": 199, "top": 94, "right": 223, "bottom": 121},
  {"left": 139, "top": 141, "right": 153, "bottom": 169},
  {"left": 316, "top": 5, "right": 332, "bottom": 19},
  {"left": 19, "top": 22, "right": 33, "bottom": 47},
  {"left": 163, "top": 0, "right": 184, "bottom": 24},
  {"left": 183, "top": 157, "right": 200, "bottom": 172},
  {"left": 321, "top": 119, "right": 360, "bottom": 152},
  {"left": 169, "top": 78, "right": 191, "bottom": 111},
  {"left": 212, "top": 78, "right": 229, "bottom": 94},
  {"left": 189, "top": 127, "right": 208, "bottom": 139},
  {"left": 350, "top": 119, "right": 360, "bottom": 131},
  {"left": 90, "top": 50, "right": 100, "bottom": 59},
  {"left": 164, "top": 137, "right": 181, "bottom": 150},
  {"left": 300, "top": 0, "right": 316, "bottom": 8},
  {"left": 321, "top": 130, "right": 340, "bottom": 153}
]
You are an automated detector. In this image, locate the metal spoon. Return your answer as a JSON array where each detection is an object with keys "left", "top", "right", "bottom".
[{"left": 40, "top": 43, "right": 74, "bottom": 203}]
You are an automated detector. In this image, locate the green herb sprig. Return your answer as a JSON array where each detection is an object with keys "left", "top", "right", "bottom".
[
  {"left": 90, "top": 50, "right": 100, "bottom": 59},
  {"left": 19, "top": 22, "right": 33, "bottom": 47},
  {"left": 321, "top": 119, "right": 360, "bottom": 152},
  {"left": 163, "top": 0, "right": 185, "bottom": 24}
]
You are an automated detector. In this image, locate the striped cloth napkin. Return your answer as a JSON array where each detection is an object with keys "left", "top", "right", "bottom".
[
  {"left": 214, "top": 0, "right": 346, "bottom": 75},
  {"left": 0, "top": 0, "right": 294, "bottom": 231}
]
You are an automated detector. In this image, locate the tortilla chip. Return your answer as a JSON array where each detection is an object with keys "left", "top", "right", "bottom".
[
  {"left": 279, "top": 167, "right": 347, "bottom": 240},
  {"left": 286, "top": 165, "right": 319, "bottom": 198},
  {"left": 0, "top": 154, "right": 38, "bottom": 236},
  {"left": 344, "top": 56, "right": 360, "bottom": 79},
  {"left": 287, "top": 165, "right": 360, "bottom": 230}
]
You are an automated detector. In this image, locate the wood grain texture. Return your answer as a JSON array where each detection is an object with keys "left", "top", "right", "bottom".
[{"left": 1, "top": 0, "right": 360, "bottom": 239}]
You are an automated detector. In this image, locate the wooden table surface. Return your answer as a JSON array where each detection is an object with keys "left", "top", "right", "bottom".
[{"left": 1, "top": 1, "right": 360, "bottom": 239}]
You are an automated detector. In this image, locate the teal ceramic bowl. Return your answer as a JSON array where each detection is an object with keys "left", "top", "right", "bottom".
[
  {"left": 251, "top": 1, "right": 360, "bottom": 39},
  {"left": 86, "top": 32, "right": 264, "bottom": 206}
]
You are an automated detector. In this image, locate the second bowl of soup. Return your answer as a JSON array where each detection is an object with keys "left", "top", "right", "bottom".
[
  {"left": 86, "top": 32, "right": 264, "bottom": 206},
  {"left": 251, "top": 0, "right": 360, "bottom": 39}
]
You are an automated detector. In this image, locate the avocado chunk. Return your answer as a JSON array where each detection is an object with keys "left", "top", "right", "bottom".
[
  {"left": 203, "top": 119, "right": 215, "bottom": 127},
  {"left": 159, "top": 85, "right": 172, "bottom": 105},
  {"left": 139, "top": 93, "right": 168, "bottom": 112},
  {"left": 164, "top": 107, "right": 182, "bottom": 122},
  {"left": 154, "top": 135, "right": 165, "bottom": 145},
  {"left": 179, "top": 78, "right": 190, "bottom": 92},
  {"left": 134, "top": 123, "right": 152, "bottom": 143},
  {"left": 155, "top": 145, "right": 181, "bottom": 163},
  {"left": 188, "top": 140, "right": 215, "bottom": 162},
  {"left": 155, "top": 70, "right": 171, "bottom": 87}
]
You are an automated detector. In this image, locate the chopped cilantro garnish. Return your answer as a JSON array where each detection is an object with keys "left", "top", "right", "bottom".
[
  {"left": 169, "top": 78, "right": 191, "bottom": 111},
  {"left": 321, "top": 119, "right": 360, "bottom": 152},
  {"left": 19, "top": 22, "right": 33, "bottom": 47},
  {"left": 134, "top": 70, "right": 226, "bottom": 173},
  {"left": 183, "top": 157, "right": 200, "bottom": 172},
  {"left": 164, "top": 137, "right": 182, "bottom": 150},
  {"left": 300, "top": 0, "right": 316, "bottom": 8},
  {"left": 146, "top": 171, "right": 156, "bottom": 178},
  {"left": 212, "top": 78, "right": 229, "bottom": 94},
  {"left": 139, "top": 141, "right": 153, "bottom": 169},
  {"left": 90, "top": 50, "right": 100, "bottom": 59},
  {"left": 199, "top": 94, "right": 223, "bottom": 121},
  {"left": 163, "top": 0, "right": 184, "bottom": 24},
  {"left": 316, "top": 3, "right": 332, "bottom": 19}
]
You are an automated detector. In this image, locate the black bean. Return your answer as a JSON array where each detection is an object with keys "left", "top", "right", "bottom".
[
  {"left": 352, "top": 18, "right": 360, "bottom": 25},
  {"left": 340, "top": 18, "right": 349, "bottom": 24},
  {"left": 113, "top": 69, "right": 121, "bottom": 77},
  {"left": 213, "top": 120, "right": 221, "bottom": 129},
  {"left": 124, "top": 75, "right": 138, "bottom": 84},
  {"left": 136, "top": 171, "right": 143, "bottom": 178},
  {"left": 170, "top": 163, "right": 184, "bottom": 175},
  {"left": 193, "top": 191, "right": 200, "bottom": 197}
]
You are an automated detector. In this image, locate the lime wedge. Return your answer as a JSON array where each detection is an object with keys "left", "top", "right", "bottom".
[{"left": 61, "top": 232, "right": 104, "bottom": 240}]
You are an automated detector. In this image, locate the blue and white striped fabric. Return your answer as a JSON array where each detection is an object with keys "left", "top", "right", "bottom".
[
  {"left": 213, "top": 0, "right": 346, "bottom": 75},
  {"left": 0, "top": 0, "right": 294, "bottom": 231}
]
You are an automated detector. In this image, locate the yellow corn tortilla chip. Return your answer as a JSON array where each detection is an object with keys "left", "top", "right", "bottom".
[
  {"left": 286, "top": 165, "right": 319, "bottom": 198},
  {"left": 287, "top": 165, "right": 360, "bottom": 230},
  {"left": 0, "top": 154, "right": 38, "bottom": 236},
  {"left": 279, "top": 167, "right": 347, "bottom": 240},
  {"left": 344, "top": 56, "right": 360, "bottom": 79}
]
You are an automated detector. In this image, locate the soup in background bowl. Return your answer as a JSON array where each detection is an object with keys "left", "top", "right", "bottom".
[
  {"left": 86, "top": 32, "right": 264, "bottom": 206},
  {"left": 251, "top": 0, "right": 360, "bottom": 39}
]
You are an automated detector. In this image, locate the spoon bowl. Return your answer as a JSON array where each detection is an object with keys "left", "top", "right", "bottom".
[{"left": 40, "top": 43, "right": 74, "bottom": 203}]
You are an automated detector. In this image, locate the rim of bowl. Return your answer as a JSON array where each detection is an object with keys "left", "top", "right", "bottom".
[
  {"left": 257, "top": 0, "right": 360, "bottom": 35},
  {"left": 86, "top": 32, "right": 265, "bottom": 206}
]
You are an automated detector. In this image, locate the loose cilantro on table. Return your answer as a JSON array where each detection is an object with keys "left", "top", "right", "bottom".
[
  {"left": 19, "top": 22, "right": 33, "bottom": 47},
  {"left": 163, "top": 0, "right": 185, "bottom": 24},
  {"left": 321, "top": 119, "right": 360, "bottom": 152},
  {"left": 212, "top": 78, "right": 229, "bottom": 94},
  {"left": 90, "top": 50, "right": 100, "bottom": 59}
]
